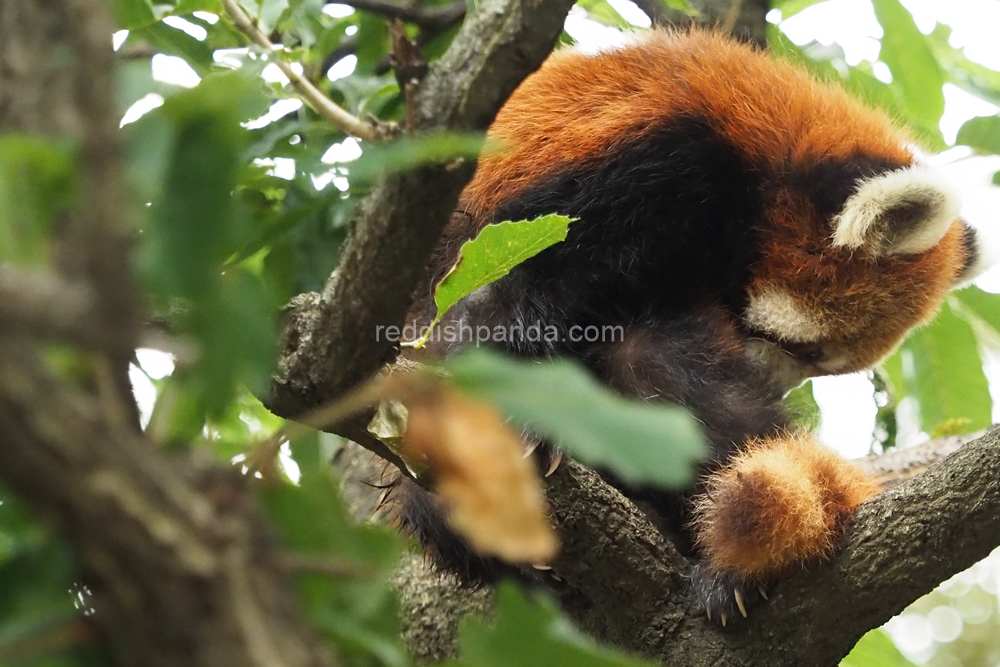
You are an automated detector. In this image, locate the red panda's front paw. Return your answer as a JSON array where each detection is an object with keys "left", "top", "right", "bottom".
[{"left": 691, "top": 432, "right": 879, "bottom": 608}]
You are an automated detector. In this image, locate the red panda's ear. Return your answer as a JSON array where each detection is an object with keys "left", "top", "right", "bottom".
[{"left": 831, "top": 165, "right": 960, "bottom": 257}]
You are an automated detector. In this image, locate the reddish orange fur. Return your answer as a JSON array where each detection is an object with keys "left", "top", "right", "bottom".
[
  {"left": 692, "top": 432, "right": 879, "bottom": 577},
  {"left": 750, "top": 180, "right": 967, "bottom": 373},
  {"left": 412, "top": 29, "right": 969, "bottom": 597},
  {"left": 459, "top": 28, "right": 968, "bottom": 375},
  {"left": 462, "top": 30, "right": 912, "bottom": 221}
]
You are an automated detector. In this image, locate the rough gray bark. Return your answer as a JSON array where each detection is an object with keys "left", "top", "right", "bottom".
[
  {"left": 0, "top": 1, "right": 356, "bottom": 665},
  {"left": 389, "top": 429, "right": 1000, "bottom": 666}
]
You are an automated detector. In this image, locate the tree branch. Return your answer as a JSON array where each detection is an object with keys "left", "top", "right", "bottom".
[
  {"left": 0, "top": 342, "right": 338, "bottom": 667},
  {"left": 536, "top": 427, "right": 1000, "bottom": 667},
  {"left": 630, "top": 0, "right": 770, "bottom": 47},
  {"left": 335, "top": 0, "right": 466, "bottom": 30},
  {"left": 220, "top": 0, "right": 389, "bottom": 141},
  {"left": 386, "top": 429, "right": 1000, "bottom": 665},
  {"left": 0, "top": 0, "right": 340, "bottom": 663},
  {"left": 0, "top": 267, "right": 111, "bottom": 348},
  {"left": 314, "top": 1, "right": 466, "bottom": 79},
  {"left": 268, "top": 0, "right": 577, "bottom": 420}
]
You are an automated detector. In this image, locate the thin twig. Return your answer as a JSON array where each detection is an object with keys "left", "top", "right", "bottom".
[
  {"left": 220, "top": 0, "right": 388, "bottom": 142},
  {"left": 334, "top": 0, "right": 466, "bottom": 30}
]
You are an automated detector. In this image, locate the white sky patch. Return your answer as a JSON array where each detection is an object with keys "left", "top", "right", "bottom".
[
  {"left": 244, "top": 98, "right": 304, "bottom": 130},
  {"left": 327, "top": 54, "right": 358, "bottom": 81},
  {"left": 214, "top": 47, "right": 248, "bottom": 69},
  {"left": 321, "top": 137, "right": 363, "bottom": 163},
  {"left": 779, "top": 0, "right": 882, "bottom": 66},
  {"left": 323, "top": 3, "right": 355, "bottom": 18},
  {"left": 129, "top": 351, "right": 174, "bottom": 430},
  {"left": 129, "top": 363, "right": 157, "bottom": 430},
  {"left": 162, "top": 15, "right": 208, "bottom": 41},
  {"left": 564, "top": 6, "right": 634, "bottom": 53},
  {"left": 901, "top": 0, "right": 1000, "bottom": 69},
  {"left": 345, "top": 25, "right": 359, "bottom": 36},
  {"left": 112, "top": 30, "right": 129, "bottom": 51},
  {"left": 136, "top": 348, "right": 176, "bottom": 380},
  {"left": 940, "top": 83, "right": 1000, "bottom": 145},
  {"left": 885, "top": 613, "right": 935, "bottom": 664},
  {"left": 279, "top": 441, "right": 301, "bottom": 484},
  {"left": 254, "top": 157, "right": 297, "bottom": 180},
  {"left": 812, "top": 373, "right": 878, "bottom": 458},
  {"left": 192, "top": 11, "right": 220, "bottom": 24},
  {"left": 871, "top": 60, "right": 892, "bottom": 83},
  {"left": 606, "top": 0, "right": 651, "bottom": 28},
  {"left": 262, "top": 63, "right": 290, "bottom": 85},
  {"left": 152, "top": 54, "right": 201, "bottom": 88},
  {"left": 311, "top": 171, "right": 350, "bottom": 192},
  {"left": 120, "top": 93, "right": 165, "bottom": 127}
]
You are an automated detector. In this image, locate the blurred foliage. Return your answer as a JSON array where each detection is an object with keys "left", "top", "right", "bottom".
[
  {"left": 445, "top": 348, "right": 706, "bottom": 488},
  {"left": 842, "top": 629, "right": 918, "bottom": 667},
  {"left": 442, "top": 583, "right": 657, "bottom": 667},
  {"left": 1, "top": 0, "right": 1000, "bottom": 664}
]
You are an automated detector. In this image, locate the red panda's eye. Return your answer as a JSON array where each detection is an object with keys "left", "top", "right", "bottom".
[{"left": 784, "top": 343, "right": 825, "bottom": 364}]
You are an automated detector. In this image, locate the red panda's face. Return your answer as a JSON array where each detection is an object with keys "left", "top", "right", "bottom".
[{"left": 740, "top": 163, "right": 977, "bottom": 390}]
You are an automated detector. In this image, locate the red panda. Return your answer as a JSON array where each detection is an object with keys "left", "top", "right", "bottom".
[{"left": 398, "top": 29, "right": 981, "bottom": 624}]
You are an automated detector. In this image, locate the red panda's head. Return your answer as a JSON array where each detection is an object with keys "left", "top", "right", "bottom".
[{"left": 742, "top": 161, "right": 979, "bottom": 387}]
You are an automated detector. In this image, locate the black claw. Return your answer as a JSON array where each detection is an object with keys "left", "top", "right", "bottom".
[{"left": 690, "top": 562, "right": 768, "bottom": 625}]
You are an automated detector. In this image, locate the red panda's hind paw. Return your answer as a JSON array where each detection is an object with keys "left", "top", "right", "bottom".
[
  {"left": 690, "top": 562, "right": 766, "bottom": 626},
  {"left": 689, "top": 433, "right": 879, "bottom": 624}
]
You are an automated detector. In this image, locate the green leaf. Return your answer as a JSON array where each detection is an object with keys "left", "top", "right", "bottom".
[
  {"left": 954, "top": 286, "right": 1000, "bottom": 339},
  {"left": 113, "top": 0, "right": 156, "bottom": 28},
  {"left": 256, "top": 0, "right": 290, "bottom": 33},
  {"left": 354, "top": 12, "right": 390, "bottom": 75},
  {"left": 0, "top": 136, "right": 77, "bottom": 266},
  {"left": 661, "top": 0, "right": 696, "bottom": 13},
  {"left": 410, "top": 214, "right": 575, "bottom": 346},
  {"left": 896, "top": 299, "right": 991, "bottom": 435},
  {"left": 347, "top": 132, "right": 488, "bottom": 185},
  {"left": 956, "top": 116, "right": 1000, "bottom": 155},
  {"left": 173, "top": 0, "right": 222, "bottom": 12},
  {"left": 784, "top": 380, "right": 821, "bottom": 431},
  {"left": 871, "top": 0, "right": 946, "bottom": 131},
  {"left": 872, "top": 368, "right": 898, "bottom": 453},
  {"left": 0, "top": 493, "right": 90, "bottom": 666},
  {"left": 137, "top": 71, "right": 275, "bottom": 419},
  {"left": 769, "top": 28, "right": 944, "bottom": 149},
  {"left": 927, "top": 24, "right": 1000, "bottom": 109},
  {"left": 131, "top": 22, "right": 216, "bottom": 76},
  {"left": 446, "top": 583, "right": 656, "bottom": 667},
  {"left": 444, "top": 349, "right": 706, "bottom": 488},
  {"left": 773, "top": 0, "right": 824, "bottom": 20},
  {"left": 841, "top": 629, "right": 917, "bottom": 667},
  {"left": 259, "top": 455, "right": 407, "bottom": 667},
  {"left": 575, "top": 0, "right": 632, "bottom": 30}
]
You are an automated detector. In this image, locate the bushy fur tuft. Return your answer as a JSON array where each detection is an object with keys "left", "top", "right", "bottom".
[{"left": 693, "top": 432, "right": 879, "bottom": 577}]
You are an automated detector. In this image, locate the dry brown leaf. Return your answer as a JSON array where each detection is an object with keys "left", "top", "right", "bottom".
[{"left": 385, "top": 374, "right": 558, "bottom": 564}]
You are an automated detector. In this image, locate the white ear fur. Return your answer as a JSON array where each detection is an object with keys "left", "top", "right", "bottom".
[{"left": 832, "top": 164, "right": 960, "bottom": 256}]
